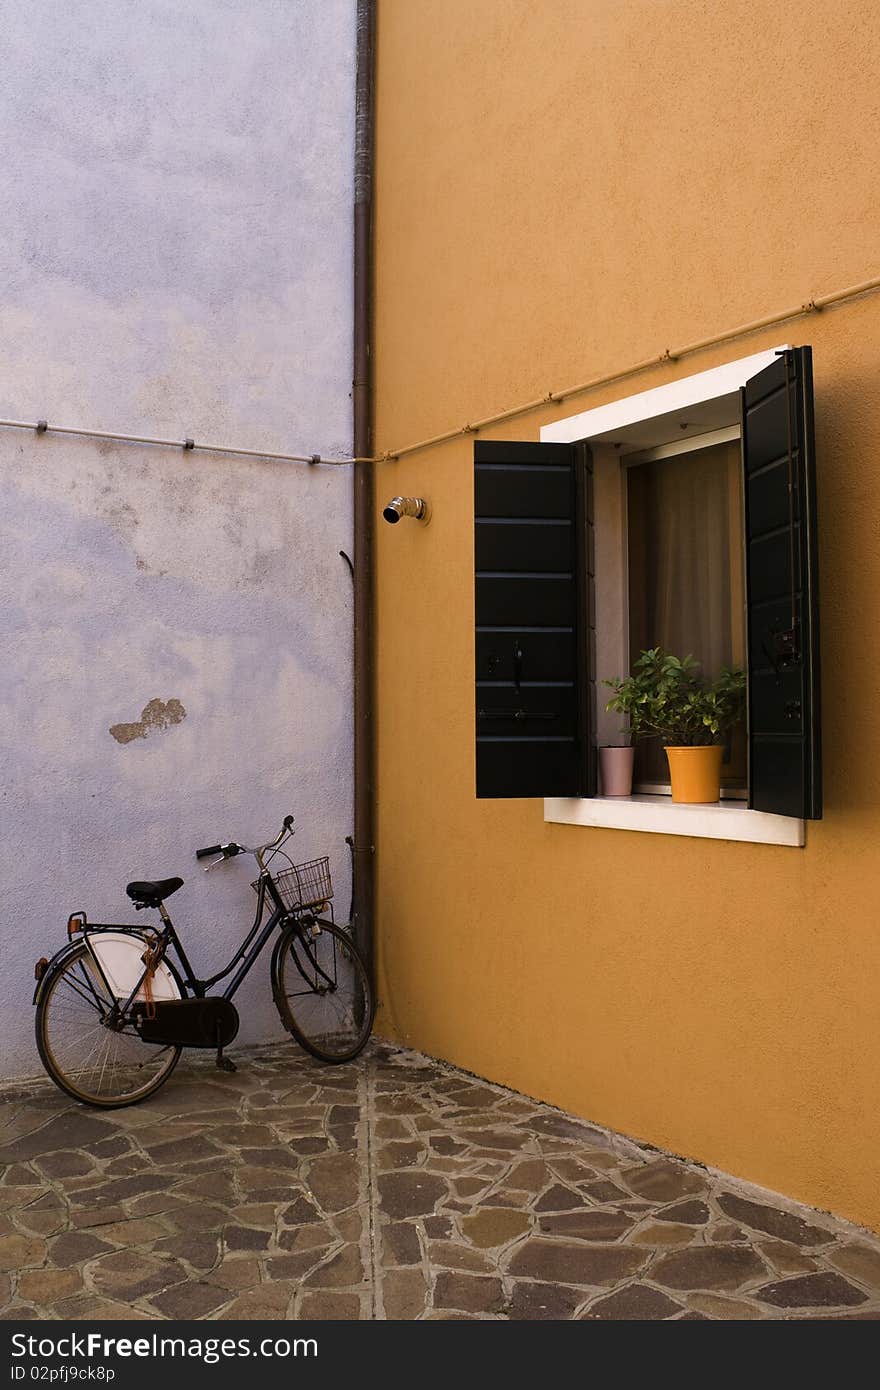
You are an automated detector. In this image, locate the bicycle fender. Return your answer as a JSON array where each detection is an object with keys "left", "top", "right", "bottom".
[
  {"left": 269, "top": 922, "right": 308, "bottom": 1009},
  {"left": 33, "top": 932, "right": 186, "bottom": 1006},
  {"left": 269, "top": 927, "right": 289, "bottom": 1002},
  {"left": 34, "top": 923, "right": 153, "bottom": 1005},
  {"left": 33, "top": 941, "right": 83, "bottom": 1006}
]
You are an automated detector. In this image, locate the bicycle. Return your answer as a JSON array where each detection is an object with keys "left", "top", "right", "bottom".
[{"left": 32, "top": 815, "right": 374, "bottom": 1109}]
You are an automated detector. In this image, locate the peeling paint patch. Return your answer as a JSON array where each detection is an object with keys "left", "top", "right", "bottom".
[{"left": 110, "top": 698, "right": 186, "bottom": 744}]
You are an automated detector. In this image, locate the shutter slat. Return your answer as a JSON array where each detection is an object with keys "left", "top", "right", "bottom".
[
  {"left": 741, "top": 347, "right": 821, "bottom": 820},
  {"left": 748, "top": 460, "right": 801, "bottom": 534},
  {"left": 475, "top": 519, "right": 574, "bottom": 573},
  {"left": 476, "top": 739, "right": 580, "bottom": 800},
  {"left": 477, "top": 683, "right": 578, "bottom": 735},
  {"left": 477, "top": 629, "right": 576, "bottom": 683},
  {"left": 476, "top": 575, "right": 576, "bottom": 627},
  {"left": 475, "top": 465, "right": 574, "bottom": 518},
  {"left": 475, "top": 440, "right": 593, "bottom": 798}
]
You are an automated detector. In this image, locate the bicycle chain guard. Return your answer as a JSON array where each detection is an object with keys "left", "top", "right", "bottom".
[{"left": 132, "top": 996, "right": 239, "bottom": 1049}]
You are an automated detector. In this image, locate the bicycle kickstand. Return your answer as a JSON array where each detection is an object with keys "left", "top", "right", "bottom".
[{"left": 215, "top": 1023, "right": 236, "bottom": 1073}]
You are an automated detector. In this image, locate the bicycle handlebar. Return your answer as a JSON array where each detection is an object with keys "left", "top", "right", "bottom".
[{"left": 195, "top": 815, "right": 295, "bottom": 864}]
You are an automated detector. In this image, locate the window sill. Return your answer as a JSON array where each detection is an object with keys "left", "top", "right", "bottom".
[{"left": 544, "top": 794, "right": 804, "bottom": 847}]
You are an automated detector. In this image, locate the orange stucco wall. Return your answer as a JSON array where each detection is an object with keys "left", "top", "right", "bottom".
[{"left": 371, "top": 0, "right": 880, "bottom": 1230}]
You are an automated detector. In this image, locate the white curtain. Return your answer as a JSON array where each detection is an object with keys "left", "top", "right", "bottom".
[{"left": 627, "top": 439, "right": 745, "bottom": 783}]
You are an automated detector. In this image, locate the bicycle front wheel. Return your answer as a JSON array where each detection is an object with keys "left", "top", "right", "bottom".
[
  {"left": 273, "top": 920, "right": 374, "bottom": 1063},
  {"left": 36, "top": 944, "right": 182, "bottom": 1108}
]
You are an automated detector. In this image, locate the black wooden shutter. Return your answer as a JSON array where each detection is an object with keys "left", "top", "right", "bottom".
[
  {"left": 741, "top": 347, "right": 821, "bottom": 819},
  {"left": 475, "top": 439, "right": 593, "bottom": 798}
]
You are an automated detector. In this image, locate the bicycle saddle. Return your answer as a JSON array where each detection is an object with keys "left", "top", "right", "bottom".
[{"left": 125, "top": 877, "right": 184, "bottom": 906}]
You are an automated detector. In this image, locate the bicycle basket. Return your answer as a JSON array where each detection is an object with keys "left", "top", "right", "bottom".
[{"left": 255, "top": 856, "right": 334, "bottom": 912}]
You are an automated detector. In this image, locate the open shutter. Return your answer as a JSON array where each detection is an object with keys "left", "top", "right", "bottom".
[
  {"left": 475, "top": 439, "right": 593, "bottom": 798},
  {"left": 741, "top": 347, "right": 821, "bottom": 819}
]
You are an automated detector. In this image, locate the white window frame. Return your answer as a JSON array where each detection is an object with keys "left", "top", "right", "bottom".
[{"left": 541, "top": 345, "right": 805, "bottom": 848}]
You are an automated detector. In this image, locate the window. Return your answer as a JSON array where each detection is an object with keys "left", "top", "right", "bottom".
[{"left": 474, "top": 346, "right": 821, "bottom": 846}]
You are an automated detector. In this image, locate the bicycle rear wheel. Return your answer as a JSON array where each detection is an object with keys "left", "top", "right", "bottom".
[
  {"left": 273, "top": 920, "right": 374, "bottom": 1063},
  {"left": 35, "top": 944, "right": 182, "bottom": 1108}
]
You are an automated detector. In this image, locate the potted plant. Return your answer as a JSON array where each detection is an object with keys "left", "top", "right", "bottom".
[
  {"left": 605, "top": 648, "right": 746, "bottom": 803},
  {"left": 595, "top": 680, "right": 652, "bottom": 797}
]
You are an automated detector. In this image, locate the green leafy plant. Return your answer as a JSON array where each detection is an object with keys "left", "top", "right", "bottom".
[{"left": 604, "top": 647, "right": 746, "bottom": 747}]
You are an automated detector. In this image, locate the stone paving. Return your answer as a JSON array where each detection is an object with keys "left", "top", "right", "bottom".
[{"left": 2, "top": 1041, "right": 880, "bottom": 1321}]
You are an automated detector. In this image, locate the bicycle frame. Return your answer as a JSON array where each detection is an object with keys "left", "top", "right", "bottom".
[{"left": 83, "top": 871, "right": 305, "bottom": 1020}]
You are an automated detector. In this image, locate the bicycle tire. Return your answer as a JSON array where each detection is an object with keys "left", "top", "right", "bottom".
[
  {"left": 272, "top": 920, "right": 374, "bottom": 1063},
  {"left": 35, "top": 943, "right": 183, "bottom": 1109}
]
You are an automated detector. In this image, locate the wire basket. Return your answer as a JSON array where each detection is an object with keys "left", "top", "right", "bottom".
[{"left": 256, "top": 856, "right": 334, "bottom": 912}]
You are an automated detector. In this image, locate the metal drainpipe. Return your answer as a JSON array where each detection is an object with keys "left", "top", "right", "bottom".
[{"left": 352, "top": 0, "right": 375, "bottom": 979}]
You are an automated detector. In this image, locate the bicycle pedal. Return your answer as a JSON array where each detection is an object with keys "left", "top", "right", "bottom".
[{"left": 215, "top": 1054, "right": 237, "bottom": 1073}]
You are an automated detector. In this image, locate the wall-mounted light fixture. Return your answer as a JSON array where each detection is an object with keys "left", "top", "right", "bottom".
[{"left": 382, "top": 496, "right": 431, "bottom": 525}]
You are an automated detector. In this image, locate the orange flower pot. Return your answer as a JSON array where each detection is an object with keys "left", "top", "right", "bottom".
[{"left": 664, "top": 745, "right": 723, "bottom": 803}]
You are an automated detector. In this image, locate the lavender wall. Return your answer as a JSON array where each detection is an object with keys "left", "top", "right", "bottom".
[{"left": 0, "top": 0, "right": 356, "bottom": 1076}]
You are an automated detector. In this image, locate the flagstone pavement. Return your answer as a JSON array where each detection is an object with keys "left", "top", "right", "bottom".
[{"left": 2, "top": 1041, "right": 879, "bottom": 1321}]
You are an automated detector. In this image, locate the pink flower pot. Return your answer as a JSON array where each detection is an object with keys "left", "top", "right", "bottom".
[{"left": 599, "top": 745, "right": 635, "bottom": 797}]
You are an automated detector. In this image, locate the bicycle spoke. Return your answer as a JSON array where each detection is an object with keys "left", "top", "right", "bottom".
[
  {"left": 96, "top": 1031, "right": 112, "bottom": 1098},
  {"left": 56, "top": 971, "right": 106, "bottom": 1014}
]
